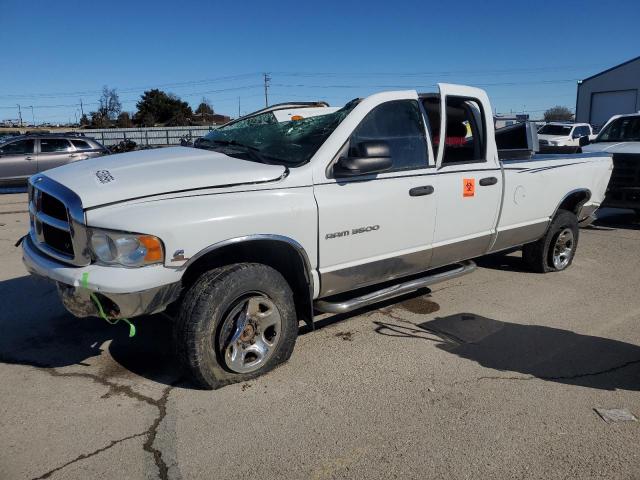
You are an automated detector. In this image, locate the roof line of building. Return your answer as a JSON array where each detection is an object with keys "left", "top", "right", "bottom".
[{"left": 580, "top": 56, "right": 640, "bottom": 84}]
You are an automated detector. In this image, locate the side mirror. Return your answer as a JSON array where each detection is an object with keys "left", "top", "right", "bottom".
[
  {"left": 579, "top": 135, "right": 590, "bottom": 147},
  {"left": 333, "top": 141, "right": 392, "bottom": 177}
]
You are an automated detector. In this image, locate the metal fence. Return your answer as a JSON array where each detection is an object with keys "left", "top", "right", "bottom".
[{"left": 79, "top": 126, "right": 218, "bottom": 147}]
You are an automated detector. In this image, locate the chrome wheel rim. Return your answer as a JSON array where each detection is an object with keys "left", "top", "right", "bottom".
[
  {"left": 220, "top": 295, "right": 282, "bottom": 374},
  {"left": 552, "top": 228, "right": 574, "bottom": 270}
]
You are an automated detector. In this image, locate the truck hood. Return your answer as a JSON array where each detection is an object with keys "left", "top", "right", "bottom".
[
  {"left": 43, "top": 147, "right": 287, "bottom": 209},
  {"left": 582, "top": 142, "right": 640, "bottom": 154}
]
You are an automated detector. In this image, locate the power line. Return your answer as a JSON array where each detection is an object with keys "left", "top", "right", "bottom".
[{"left": 0, "top": 73, "right": 262, "bottom": 99}]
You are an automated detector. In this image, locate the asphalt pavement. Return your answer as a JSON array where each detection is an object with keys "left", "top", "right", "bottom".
[{"left": 0, "top": 193, "right": 638, "bottom": 479}]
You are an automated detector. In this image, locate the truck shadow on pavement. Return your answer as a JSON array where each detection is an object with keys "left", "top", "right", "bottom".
[
  {"left": 374, "top": 313, "right": 640, "bottom": 391},
  {"left": 0, "top": 275, "right": 182, "bottom": 387}
]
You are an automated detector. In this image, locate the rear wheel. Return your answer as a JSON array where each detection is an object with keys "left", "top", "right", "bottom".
[
  {"left": 174, "top": 263, "right": 298, "bottom": 389},
  {"left": 522, "top": 209, "right": 579, "bottom": 273}
]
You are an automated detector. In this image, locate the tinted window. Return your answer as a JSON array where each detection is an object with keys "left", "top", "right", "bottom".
[
  {"left": 596, "top": 116, "right": 640, "bottom": 142},
  {"left": 41, "top": 139, "right": 71, "bottom": 153},
  {"left": 0, "top": 139, "right": 34, "bottom": 155},
  {"left": 349, "top": 100, "right": 428, "bottom": 171},
  {"left": 538, "top": 124, "right": 572, "bottom": 135},
  {"left": 71, "top": 139, "right": 92, "bottom": 150}
]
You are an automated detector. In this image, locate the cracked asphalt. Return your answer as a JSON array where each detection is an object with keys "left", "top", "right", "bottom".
[{"left": 0, "top": 192, "right": 639, "bottom": 479}]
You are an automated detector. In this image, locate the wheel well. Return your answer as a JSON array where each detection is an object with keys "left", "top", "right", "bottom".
[
  {"left": 181, "top": 239, "right": 313, "bottom": 327},
  {"left": 557, "top": 190, "right": 591, "bottom": 216}
]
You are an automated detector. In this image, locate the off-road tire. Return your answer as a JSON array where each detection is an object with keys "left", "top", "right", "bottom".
[
  {"left": 522, "top": 209, "right": 579, "bottom": 273},
  {"left": 174, "top": 263, "right": 298, "bottom": 389}
]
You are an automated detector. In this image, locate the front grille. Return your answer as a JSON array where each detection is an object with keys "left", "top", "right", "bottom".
[
  {"left": 42, "top": 223, "right": 74, "bottom": 255},
  {"left": 28, "top": 176, "right": 90, "bottom": 266},
  {"left": 41, "top": 192, "right": 68, "bottom": 221},
  {"left": 609, "top": 153, "right": 640, "bottom": 188}
]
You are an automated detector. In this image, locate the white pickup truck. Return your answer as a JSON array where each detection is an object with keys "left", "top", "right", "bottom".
[
  {"left": 22, "top": 84, "right": 613, "bottom": 388},
  {"left": 537, "top": 122, "right": 595, "bottom": 147}
]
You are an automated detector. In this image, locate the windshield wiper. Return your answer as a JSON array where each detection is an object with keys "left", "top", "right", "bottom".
[{"left": 208, "top": 139, "right": 276, "bottom": 165}]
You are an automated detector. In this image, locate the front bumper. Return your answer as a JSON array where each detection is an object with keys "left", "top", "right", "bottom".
[{"left": 22, "top": 235, "right": 182, "bottom": 319}]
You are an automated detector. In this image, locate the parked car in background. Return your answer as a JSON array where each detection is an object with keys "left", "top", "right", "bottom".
[
  {"left": 537, "top": 122, "right": 595, "bottom": 147},
  {"left": 0, "top": 133, "right": 108, "bottom": 185},
  {"left": 0, "top": 130, "right": 20, "bottom": 143},
  {"left": 583, "top": 113, "right": 640, "bottom": 215},
  {"left": 22, "top": 84, "right": 612, "bottom": 388}
]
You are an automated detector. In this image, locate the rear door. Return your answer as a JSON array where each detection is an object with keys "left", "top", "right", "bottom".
[
  {"left": 37, "top": 138, "right": 75, "bottom": 172},
  {"left": 313, "top": 94, "right": 438, "bottom": 297},
  {"left": 0, "top": 139, "right": 36, "bottom": 183},
  {"left": 429, "top": 84, "right": 502, "bottom": 268}
]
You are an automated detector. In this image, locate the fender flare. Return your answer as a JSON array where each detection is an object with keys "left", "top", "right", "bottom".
[
  {"left": 179, "top": 234, "right": 315, "bottom": 328},
  {"left": 551, "top": 188, "right": 592, "bottom": 221}
]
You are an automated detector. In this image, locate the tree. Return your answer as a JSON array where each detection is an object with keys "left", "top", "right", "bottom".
[
  {"left": 134, "top": 89, "right": 192, "bottom": 126},
  {"left": 79, "top": 114, "right": 90, "bottom": 127},
  {"left": 544, "top": 106, "right": 574, "bottom": 122},
  {"left": 89, "top": 110, "right": 110, "bottom": 128},
  {"left": 195, "top": 97, "right": 214, "bottom": 115},
  {"left": 116, "top": 111, "right": 133, "bottom": 128},
  {"left": 98, "top": 86, "right": 122, "bottom": 121}
]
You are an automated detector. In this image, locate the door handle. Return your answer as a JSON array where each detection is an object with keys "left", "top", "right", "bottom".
[
  {"left": 479, "top": 177, "right": 498, "bottom": 186},
  {"left": 68, "top": 153, "right": 78, "bottom": 158},
  {"left": 409, "top": 185, "right": 434, "bottom": 196},
  {"left": 25, "top": 156, "right": 34, "bottom": 161}
]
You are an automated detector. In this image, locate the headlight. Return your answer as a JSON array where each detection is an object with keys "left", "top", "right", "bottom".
[{"left": 89, "top": 230, "right": 164, "bottom": 267}]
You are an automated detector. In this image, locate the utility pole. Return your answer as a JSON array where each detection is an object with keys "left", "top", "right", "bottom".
[
  {"left": 263, "top": 73, "right": 271, "bottom": 107},
  {"left": 238, "top": 96, "right": 241, "bottom": 118},
  {"left": 30, "top": 106, "right": 35, "bottom": 126},
  {"left": 17, "top": 104, "right": 23, "bottom": 127},
  {"left": 79, "top": 98, "right": 84, "bottom": 117}
]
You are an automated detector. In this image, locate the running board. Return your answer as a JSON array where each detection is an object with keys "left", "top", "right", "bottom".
[{"left": 314, "top": 261, "right": 476, "bottom": 314}]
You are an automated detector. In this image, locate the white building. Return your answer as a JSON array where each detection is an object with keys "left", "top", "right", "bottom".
[{"left": 575, "top": 56, "right": 640, "bottom": 130}]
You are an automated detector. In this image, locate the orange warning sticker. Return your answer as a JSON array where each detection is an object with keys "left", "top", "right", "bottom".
[{"left": 463, "top": 178, "right": 475, "bottom": 197}]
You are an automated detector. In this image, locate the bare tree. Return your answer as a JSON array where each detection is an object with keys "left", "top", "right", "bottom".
[{"left": 98, "top": 86, "right": 122, "bottom": 121}]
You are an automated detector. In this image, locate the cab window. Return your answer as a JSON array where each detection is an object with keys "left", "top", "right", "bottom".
[
  {"left": 71, "top": 139, "right": 92, "bottom": 150},
  {"left": 41, "top": 139, "right": 72, "bottom": 153},
  {"left": 348, "top": 100, "right": 429, "bottom": 171},
  {"left": 0, "top": 139, "right": 35, "bottom": 155},
  {"left": 440, "top": 97, "right": 485, "bottom": 165}
]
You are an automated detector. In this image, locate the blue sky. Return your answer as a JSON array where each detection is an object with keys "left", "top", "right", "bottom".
[{"left": 0, "top": 0, "right": 638, "bottom": 124}]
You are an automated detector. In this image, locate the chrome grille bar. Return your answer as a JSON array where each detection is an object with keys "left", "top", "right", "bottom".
[{"left": 28, "top": 176, "right": 91, "bottom": 266}]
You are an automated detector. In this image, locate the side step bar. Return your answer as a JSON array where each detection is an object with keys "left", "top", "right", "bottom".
[{"left": 314, "top": 260, "right": 476, "bottom": 314}]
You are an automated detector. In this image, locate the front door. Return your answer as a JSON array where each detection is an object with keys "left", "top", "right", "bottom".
[
  {"left": 314, "top": 97, "right": 437, "bottom": 297},
  {"left": 429, "top": 84, "right": 502, "bottom": 268},
  {"left": 0, "top": 139, "right": 36, "bottom": 183}
]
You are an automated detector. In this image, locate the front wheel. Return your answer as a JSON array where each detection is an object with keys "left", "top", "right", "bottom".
[
  {"left": 522, "top": 209, "right": 579, "bottom": 273},
  {"left": 174, "top": 263, "right": 298, "bottom": 389}
]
